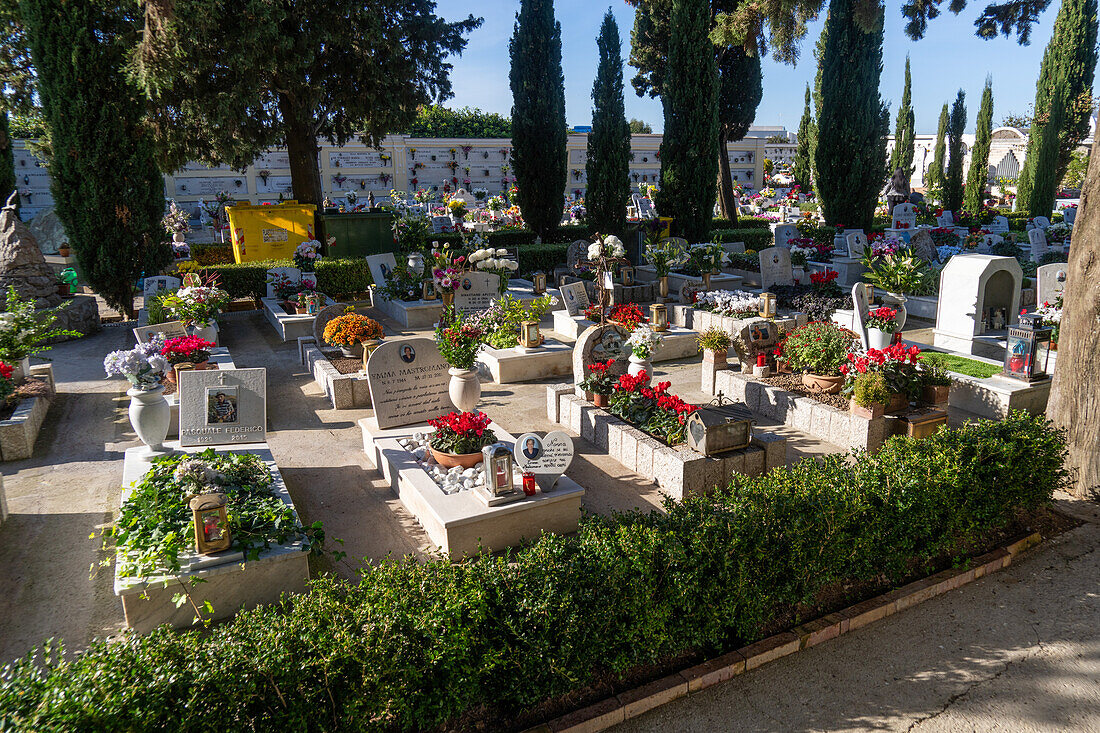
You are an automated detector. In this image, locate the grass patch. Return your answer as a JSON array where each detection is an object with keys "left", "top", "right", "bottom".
[{"left": 923, "top": 351, "right": 1002, "bottom": 379}]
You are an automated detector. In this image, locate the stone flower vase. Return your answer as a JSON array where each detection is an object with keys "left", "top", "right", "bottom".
[
  {"left": 627, "top": 353, "right": 652, "bottom": 385},
  {"left": 448, "top": 368, "right": 481, "bottom": 413},
  {"left": 128, "top": 385, "right": 171, "bottom": 454},
  {"left": 883, "top": 292, "right": 908, "bottom": 332},
  {"left": 866, "top": 327, "right": 894, "bottom": 351}
]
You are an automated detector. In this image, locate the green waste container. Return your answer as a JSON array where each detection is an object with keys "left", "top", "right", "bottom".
[{"left": 323, "top": 211, "right": 397, "bottom": 259}]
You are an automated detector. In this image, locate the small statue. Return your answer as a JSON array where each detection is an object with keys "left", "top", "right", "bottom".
[{"left": 885, "top": 167, "right": 911, "bottom": 219}]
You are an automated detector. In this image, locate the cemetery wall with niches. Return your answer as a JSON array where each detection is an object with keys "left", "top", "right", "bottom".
[{"left": 11, "top": 135, "right": 772, "bottom": 220}]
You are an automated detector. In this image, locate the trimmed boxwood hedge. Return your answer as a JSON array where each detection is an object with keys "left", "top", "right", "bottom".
[
  {"left": 201, "top": 258, "right": 372, "bottom": 299},
  {"left": 0, "top": 413, "right": 1064, "bottom": 732}
]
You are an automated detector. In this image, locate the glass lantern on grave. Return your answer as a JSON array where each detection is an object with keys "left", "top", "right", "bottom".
[
  {"left": 620, "top": 265, "right": 634, "bottom": 287},
  {"left": 758, "top": 292, "right": 777, "bottom": 319},
  {"left": 190, "top": 493, "right": 231, "bottom": 554},
  {"left": 531, "top": 271, "right": 547, "bottom": 295},
  {"left": 650, "top": 303, "right": 669, "bottom": 332},
  {"left": 1003, "top": 313, "right": 1052, "bottom": 382}
]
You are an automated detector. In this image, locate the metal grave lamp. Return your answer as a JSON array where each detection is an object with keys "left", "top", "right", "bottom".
[
  {"left": 650, "top": 303, "right": 669, "bottom": 332},
  {"left": 519, "top": 320, "right": 542, "bottom": 349},
  {"left": 1003, "top": 313, "right": 1052, "bottom": 382},
  {"left": 190, "top": 493, "right": 231, "bottom": 554},
  {"left": 421, "top": 279, "right": 438, "bottom": 301},
  {"left": 482, "top": 443, "right": 516, "bottom": 497},
  {"left": 685, "top": 392, "right": 754, "bottom": 456},
  {"left": 620, "top": 265, "right": 634, "bottom": 286},
  {"left": 532, "top": 271, "right": 547, "bottom": 294},
  {"left": 758, "top": 292, "right": 777, "bottom": 319}
]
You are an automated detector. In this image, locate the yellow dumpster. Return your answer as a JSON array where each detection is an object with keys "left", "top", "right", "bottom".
[
  {"left": 658, "top": 216, "right": 673, "bottom": 238},
  {"left": 226, "top": 202, "right": 317, "bottom": 263}
]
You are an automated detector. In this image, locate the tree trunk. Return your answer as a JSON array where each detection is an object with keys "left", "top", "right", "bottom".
[
  {"left": 278, "top": 92, "right": 327, "bottom": 248},
  {"left": 1046, "top": 134, "right": 1100, "bottom": 498},
  {"left": 716, "top": 131, "right": 738, "bottom": 225}
]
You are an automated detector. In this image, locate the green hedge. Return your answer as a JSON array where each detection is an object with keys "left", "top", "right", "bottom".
[
  {"left": 0, "top": 414, "right": 1064, "bottom": 731},
  {"left": 190, "top": 243, "right": 235, "bottom": 266},
  {"left": 202, "top": 258, "right": 372, "bottom": 299},
  {"left": 710, "top": 227, "right": 774, "bottom": 250},
  {"left": 710, "top": 216, "right": 776, "bottom": 230}
]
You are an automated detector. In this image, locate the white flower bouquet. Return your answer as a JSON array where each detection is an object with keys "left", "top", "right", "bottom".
[
  {"left": 588, "top": 234, "right": 626, "bottom": 262},
  {"left": 695, "top": 289, "right": 760, "bottom": 318},
  {"left": 644, "top": 239, "right": 688, "bottom": 277},
  {"left": 104, "top": 338, "right": 169, "bottom": 390},
  {"left": 163, "top": 285, "right": 230, "bottom": 327},
  {"left": 627, "top": 324, "right": 664, "bottom": 359}
]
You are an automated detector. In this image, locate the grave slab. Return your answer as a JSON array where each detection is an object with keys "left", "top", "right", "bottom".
[
  {"left": 478, "top": 337, "right": 574, "bottom": 383},
  {"left": 299, "top": 338, "right": 373, "bottom": 409},
  {"left": 261, "top": 296, "right": 334, "bottom": 342}
]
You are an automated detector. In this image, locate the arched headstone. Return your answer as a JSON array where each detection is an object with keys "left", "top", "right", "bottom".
[
  {"left": 143, "top": 275, "right": 181, "bottom": 299},
  {"left": 988, "top": 215, "right": 1010, "bottom": 234},
  {"left": 1036, "top": 263, "right": 1068, "bottom": 305},
  {"left": 1063, "top": 207, "right": 1077, "bottom": 225},
  {"left": 773, "top": 224, "right": 799, "bottom": 249},
  {"left": 891, "top": 203, "right": 917, "bottom": 229},
  {"left": 1027, "top": 228, "right": 1049, "bottom": 263},
  {"left": 572, "top": 323, "right": 630, "bottom": 385}
]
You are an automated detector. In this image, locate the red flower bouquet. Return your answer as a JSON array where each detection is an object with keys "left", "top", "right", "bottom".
[
  {"left": 161, "top": 335, "right": 215, "bottom": 365},
  {"left": 427, "top": 411, "right": 496, "bottom": 455}
]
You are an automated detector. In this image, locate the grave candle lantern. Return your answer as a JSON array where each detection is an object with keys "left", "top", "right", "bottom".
[
  {"left": 421, "top": 279, "right": 437, "bottom": 301},
  {"left": 758, "top": 292, "right": 777, "bottom": 319},
  {"left": 1003, "top": 313, "right": 1052, "bottom": 382},
  {"left": 620, "top": 266, "right": 634, "bottom": 286},
  {"left": 650, "top": 303, "right": 668, "bottom": 332},
  {"left": 482, "top": 444, "right": 515, "bottom": 497},
  {"left": 190, "top": 493, "right": 231, "bottom": 555},
  {"left": 522, "top": 471, "right": 537, "bottom": 496},
  {"left": 532, "top": 271, "right": 547, "bottom": 294},
  {"left": 519, "top": 320, "right": 541, "bottom": 349}
]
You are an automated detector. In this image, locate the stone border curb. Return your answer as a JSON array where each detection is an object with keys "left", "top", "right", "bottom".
[{"left": 527, "top": 530, "right": 1043, "bottom": 733}]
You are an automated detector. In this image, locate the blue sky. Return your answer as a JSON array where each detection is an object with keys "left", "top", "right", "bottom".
[{"left": 434, "top": 1, "right": 1078, "bottom": 135}]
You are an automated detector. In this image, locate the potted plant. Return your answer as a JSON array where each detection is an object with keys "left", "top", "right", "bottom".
[
  {"left": 435, "top": 311, "right": 486, "bottom": 413},
  {"left": 696, "top": 328, "right": 732, "bottom": 363},
  {"left": 103, "top": 338, "right": 171, "bottom": 454},
  {"left": 161, "top": 282, "right": 229, "bottom": 343},
  {"left": 0, "top": 286, "right": 82, "bottom": 382},
  {"left": 625, "top": 324, "right": 664, "bottom": 385},
  {"left": 865, "top": 306, "right": 900, "bottom": 350},
  {"left": 160, "top": 335, "right": 216, "bottom": 384},
  {"left": 860, "top": 252, "right": 933, "bottom": 330},
  {"left": 919, "top": 354, "right": 953, "bottom": 405},
  {"left": 579, "top": 358, "right": 617, "bottom": 407},
  {"left": 849, "top": 371, "right": 888, "bottom": 419},
  {"left": 426, "top": 411, "right": 497, "bottom": 468},
  {"left": 776, "top": 321, "right": 854, "bottom": 394},
  {"left": 323, "top": 309, "right": 383, "bottom": 358},
  {"left": 56, "top": 273, "right": 70, "bottom": 298}
]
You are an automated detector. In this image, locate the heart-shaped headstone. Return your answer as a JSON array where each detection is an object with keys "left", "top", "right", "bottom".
[{"left": 514, "top": 431, "right": 574, "bottom": 492}]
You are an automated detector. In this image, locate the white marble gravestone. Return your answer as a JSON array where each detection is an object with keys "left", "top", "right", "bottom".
[
  {"left": 571, "top": 323, "right": 630, "bottom": 385},
  {"left": 851, "top": 283, "right": 871, "bottom": 349},
  {"left": 936, "top": 211, "right": 954, "bottom": 227},
  {"left": 1063, "top": 207, "right": 1077, "bottom": 225},
  {"left": 132, "top": 320, "right": 187, "bottom": 344},
  {"left": 365, "top": 337, "right": 454, "bottom": 429},
  {"left": 265, "top": 267, "right": 301, "bottom": 299},
  {"left": 772, "top": 224, "right": 799, "bottom": 249},
  {"left": 143, "top": 276, "right": 181, "bottom": 299},
  {"left": 514, "top": 431, "right": 574, "bottom": 492},
  {"left": 891, "top": 203, "right": 917, "bottom": 229},
  {"left": 178, "top": 368, "right": 267, "bottom": 447},
  {"left": 1027, "top": 228, "right": 1049, "bottom": 263},
  {"left": 366, "top": 253, "right": 398, "bottom": 290},
  {"left": 559, "top": 281, "right": 591, "bottom": 316},
  {"left": 1032, "top": 216, "right": 1051, "bottom": 230},
  {"left": 846, "top": 232, "right": 868, "bottom": 259},
  {"left": 1036, "top": 263, "right": 1068, "bottom": 305},
  {"left": 454, "top": 272, "right": 502, "bottom": 315},
  {"left": 758, "top": 247, "right": 793, "bottom": 291},
  {"left": 988, "top": 215, "right": 1010, "bottom": 234},
  {"left": 977, "top": 234, "right": 1002, "bottom": 254},
  {"left": 933, "top": 255, "right": 1023, "bottom": 354}
]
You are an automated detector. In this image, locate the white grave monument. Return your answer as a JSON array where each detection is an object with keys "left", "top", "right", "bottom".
[
  {"left": 265, "top": 267, "right": 301, "bottom": 299},
  {"left": 933, "top": 255, "right": 1023, "bottom": 354},
  {"left": 178, "top": 368, "right": 267, "bottom": 448},
  {"left": 846, "top": 232, "right": 868, "bottom": 259},
  {"left": 758, "top": 247, "right": 793, "bottom": 291},
  {"left": 1036, "top": 263, "right": 1068, "bottom": 305},
  {"left": 988, "top": 215, "right": 1010, "bottom": 234},
  {"left": 454, "top": 272, "right": 502, "bottom": 315},
  {"left": 1027, "top": 228, "right": 1049, "bottom": 263},
  {"left": 366, "top": 253, "right": 398, "bottom": 290},
  {"left": 143, "top": 276, "right": 181, "bottom": 299},
  {"left": 558, "top": 281, "right": 591, "bottom": 317},
  {"left": 513, "top": 431, "right": 574, "bottom": 492},
  {"left": 773, "top": 223, "right": 799, "bottom": 249},
  {"left": 891, "top": 203, "right": 917, "bottom": 229},
  {"left": 364, "top": 337, "right": 454, "bottom": 429},
  {"left": 850, "top": 282, "right": 872, "bottom": 350}
]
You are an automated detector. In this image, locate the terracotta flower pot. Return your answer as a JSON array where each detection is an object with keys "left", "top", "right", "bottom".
[
  {"left": 193, "top": 358, "right": 215, "bottom": 371},
  {"left": 430, "top": 447, "right": 484, "bottom": 469},
  {"left": 801, "top": 372, "right": 844, "bottom": 394},
  {"left": 593, "top": 393, "right": 609, "bottom": 408},
  {"left": 849, "top": 398, "right": 885, "bottom": 420},
  {"left": 922, "top": 384, "right": 950, "bottom": 405}
]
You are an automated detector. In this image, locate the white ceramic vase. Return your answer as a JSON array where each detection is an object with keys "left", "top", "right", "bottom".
[
  {"left": 883, "top": 292, "right": 909, "bottom": 332},
  {"left": 627, "top": 353, "right": 652, "bottom": 384},
  {"left": 792, "top": 265, "right": 805, "bottom": 283},
  {"left": 9, "top": 356, "right": 31, "bottom": 383},
  {"left": 188, "top": 322, "right": 219, "bottom": 346},
  {"left": 172, "top": 232, "right": 187, "bottom": 243},
  {"left": 128, "top": 385, "right": 171, "bottom": 453},
  {"left": 448, "top": 368, "right": 481, "bottom": 413},
  {"left": 866, "top": 327, "right": 894, "bottom": 351}
]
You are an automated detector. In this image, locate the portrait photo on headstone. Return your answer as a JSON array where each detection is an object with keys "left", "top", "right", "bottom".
[{"left": 207, "top": 386, "right": 239, "bottom": 424}]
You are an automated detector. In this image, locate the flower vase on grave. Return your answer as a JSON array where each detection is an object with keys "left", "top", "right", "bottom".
[
  {"left": 340, "top": 342, "right": 364, "bottom": 359},
  {"left": 187, "top": 322, "right": 218, "bottom": 345},
  {"left": 627, "top": 354, "right": 652, "bottom": 385},
  {"left": 441, "top": 291, "right": 455, "bottom": 309},
  {"left": 866, "top": 327, "right": 894, "bottom": 351},
  {"left": 448, "top": 368, "right": 481, "bottom": 413},
  {"left": 659, "top": 276, "right": 669, "bottom": 299},
  {"left": 882, "top": 292, "right": 908, "bottom": 332},
  {"left": 127, "top": 385, "right": 171, "bottom": 455},
  {"left": 702, "top": 272, "right": 712, "bottom": 290},
  {"left": 172, "top": 232, "right": 186, "bottom": 243}
]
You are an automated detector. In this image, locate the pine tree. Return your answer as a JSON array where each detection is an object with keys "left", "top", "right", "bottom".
[
  {"left": 793, "top": 84, "right": 815, "bottom": 192},
  {"left": 926, "top": 103, "right": 949, "bottom": 194},
  {"left": 964, "top": 78, "right": 994, "bottom": 213},
  {"left": 1016, "top": 0, "right": 1099, "bottom": 216},
  {"left": 21, "top": 0, "right": 168, "bottom": 317},
  {"left": 656, "top": 0, "right": 718, "bottom": 242},
  {"left": 586, "top": 11, "right": 631, "bottom": 236},
  {"left": 813, "top": 0, "right": 888, "bottom": 231},
  {"left": 943, "top": 91, "right": 967, "bottom": 214},
  {"left": 890, "top": 56, "right": 915, "bottom": 175},
  {"left": 509, "top": 0, "right": 567, "bottom": 240}
]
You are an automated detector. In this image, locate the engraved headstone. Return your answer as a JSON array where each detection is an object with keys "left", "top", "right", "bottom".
[
  {"left": 179, "top": 368, "right": 267, "bottom": 447},
  {"left": 514, "top": 430, "right": 574, "bottom": 492},
  {"left": 143, "top": 275, "right": 182, "bottom": 299},
  {"left": 846, "top": 232, "right": 868, "bottom": 259},
  {"left": 132, "top": 320, "right": 187, "bottom": 344},
  {"left": 758, "top": 247, "right": 793, "bottom": 291},
  {"left": 1028, "top": 228, "right": 1049, "bottom": 263},
  {"left": 936, "top": 211, "right": 954, "bottom": 227},
  {"left": 773, "top": 224, "right": 799, "bottom": 249},
  {"left": 1063, "top": 207, "right": 1077, "bottom": 225},
  {"left": 891, "top": 203, "right": 917, "bottom": 229},
  {"left": 454, "top": 272, "right": 501, "bottom": 315},
  {"left": 1036, "top": 263, "right": 1068, "bottom": 305},
  {"left": 978, "top": 234, "right": 1002, "bottom": 254},
  {"left": 572, "top": 323, "right": 630, "bottom": 385},
  {"left": 851, "top": 282, "right": 871, "bottom": 349},
  {"left": 909, "top": 229, "right": 937, "bottom": 263},
  {"left": 1032, "top": 216, "right": 1051, "bottom": 230},
  {"left": 988, "top": 215, "right": 1010, "bottom": 234},
  {"left": 265, "top": 267, "right": 301, "bottom": 299},
  {"left": 559, "top": 281, "right": 591, "bottom": 316},
  {"left": 565, "top": 240, "right": 589, "bottom": 271},
  {"left": 365, "top": 253, "right": 398, "bottom": 291},
  {"left": 365, "top": 337, "right": 454, "bottom": 429}
]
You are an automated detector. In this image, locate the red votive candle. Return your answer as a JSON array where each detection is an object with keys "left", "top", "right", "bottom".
[{"left": 756, "top": 353, "right": 767, "bottom": 367}]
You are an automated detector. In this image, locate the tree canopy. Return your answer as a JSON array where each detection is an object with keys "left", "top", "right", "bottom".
[{"left": 405, "top": 106, "right": 511, "bottom": 138}]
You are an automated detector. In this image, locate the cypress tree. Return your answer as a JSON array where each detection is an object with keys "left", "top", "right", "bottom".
[
  {"left": 944, "top": 90, "right": 967, "bottom": 214},
  {"left": 656, "top": 0, "right": 718, "bottom": 242},
  {"left": 793, "top": 84, "right": 815, "bottom": 192},
  {"left": 21, "top": 0, "right": 168, "bottom": 317},
  {"left": 965, "top": 78, "right": 995, "bottom": 213},
  {"left": 0, "top": 112, "right": 15, "bottom": 214},
  {"left": 890, "top": 57, "right": 916, "bottom": 175},
  {"left": 509, "top": 0, "right": 567, "bottom": 240},
  {"left": 1016, "top": 0, "right": 1099, "bottom": 215},
  {"left": 813, "top": 0, "right": 888, "bottom": 231},
  {"left": 926, "top": 103, "right": 949, "bottom": 194},
  {"left": 586, "top": 11, "right": 631, "bottom": 236}
]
